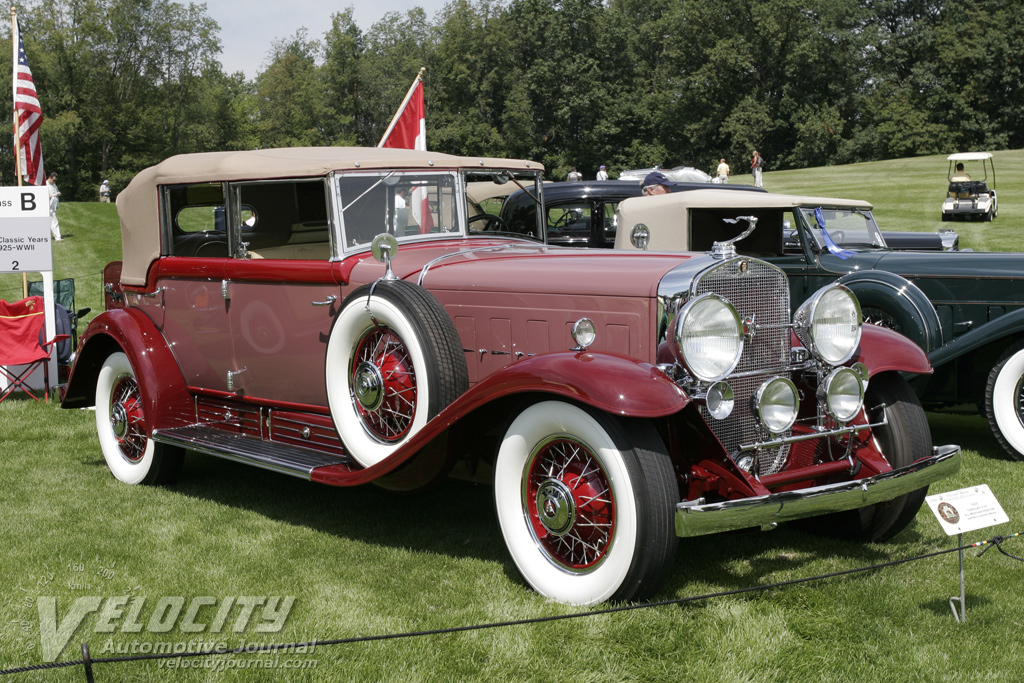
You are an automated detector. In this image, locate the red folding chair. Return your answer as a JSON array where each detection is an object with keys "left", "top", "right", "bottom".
[{"left": 0, "top": 296, "right": 70, "bottom": 403}]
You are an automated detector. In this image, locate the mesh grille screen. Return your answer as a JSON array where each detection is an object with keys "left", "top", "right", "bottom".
[{"left": 693, "top": 259, "right": 792, "bottom": 475}]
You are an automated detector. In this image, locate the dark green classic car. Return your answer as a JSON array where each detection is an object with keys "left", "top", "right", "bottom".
[{"left": 613, "top": 189, "right": 1024, "bottom": 461}]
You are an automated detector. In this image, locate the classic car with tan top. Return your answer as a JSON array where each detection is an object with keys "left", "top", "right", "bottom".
[
  {"left": 62, "top": 148, "right": 959, "bottom": 605},
  {"left": 616, "top": 188, "right": 1024, "bottom": 460}
]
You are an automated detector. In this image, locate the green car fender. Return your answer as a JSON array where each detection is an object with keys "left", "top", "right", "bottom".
[{"left": 837, "top": 270, "right": 943, "bottom": 353}]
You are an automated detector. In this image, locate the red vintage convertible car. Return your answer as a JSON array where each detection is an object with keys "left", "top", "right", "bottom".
[{"left": 61, "top": 148, "right": 959, "bottom": 605}]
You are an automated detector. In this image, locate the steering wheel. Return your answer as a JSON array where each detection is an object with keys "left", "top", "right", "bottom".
[
  {"left": 468, "top": 213, "right": 510, "bottom": 232},
  {"left": 550, "top": 209, "right": 582, "bottom": 230}
]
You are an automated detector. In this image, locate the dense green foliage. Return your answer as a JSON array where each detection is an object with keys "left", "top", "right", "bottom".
[{"left": 4, "top": 0, "right": 1022, "bottom": 199}]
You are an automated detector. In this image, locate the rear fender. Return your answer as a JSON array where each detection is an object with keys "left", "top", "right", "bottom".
[
  {"left": 853, "top": 324, "right": 932, "bottom": 376},
  {"left": 839, "top": 270, "right": 943, "bottom": 353},
  {"left": 61, "top": 309, "right": 194, "bottom": 430}
]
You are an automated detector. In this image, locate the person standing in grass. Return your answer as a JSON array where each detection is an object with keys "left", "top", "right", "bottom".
[
  {"left": 99, "top": 179, "right": 111, "bottom": 202},
  {"left": 47, "top": 172, "right": 63, "bottom": 241},
  {"left": 715, "top": 158, "right": 730, "bottom": 184},
  {"left": 751, "top": 151, "right": 764, "bottom": 187}
]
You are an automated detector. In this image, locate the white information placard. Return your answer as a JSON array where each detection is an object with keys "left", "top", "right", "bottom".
[
  {"left": 0, "top": 186, "right": 51, "bottom": 274},
  {"left": 926, "top": 485, "right": 1009, "bottom": 536}
]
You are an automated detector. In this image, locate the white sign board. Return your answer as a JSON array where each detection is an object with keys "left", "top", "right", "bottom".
[
  {"left": 0, "top": 186, "right": 51, "bottom": 274},
  {"left": 926, "top": 485, "right": 1009, "bottom": 536}
]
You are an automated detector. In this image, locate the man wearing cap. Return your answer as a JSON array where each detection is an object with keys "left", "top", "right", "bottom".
[
  {"left": 596, "top": 165, "right": 609, "bottom": 181},
  {"left": 99, "top": 179, "right": 111, "bottom": 203},
  {"left": 641, "top": 171, "right": 678, "bottom": 196}
]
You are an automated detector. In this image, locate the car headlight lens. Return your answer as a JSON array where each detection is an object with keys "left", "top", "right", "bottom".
[
  {"left": 822, "top": 367, "right": 864, "bottom": 423},
  {"left": 794, "top": 285, "right": 861, "bottom": 365},
  {"left": 756, "top": 377, "right": 799, "bottom": 434},
  {"left": 571, "top": 318, "right": 596, "bottom": 349},
  {"left": 674, "top": 294, "right": 743, "bottom": 382}
]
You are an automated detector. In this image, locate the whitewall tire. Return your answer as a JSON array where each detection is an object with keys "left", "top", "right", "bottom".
[
  {"left": 494, "top": 401, "right": 677, "bottom": 605},
  {"left": 95, "top": 352, "right": 182, "bottom": 485},
  {"left": 986, "top": 340, "right": 1024, "bottom": 461},
  {"left": 326, "top": 281, "right": 467, "bottom": 468}
]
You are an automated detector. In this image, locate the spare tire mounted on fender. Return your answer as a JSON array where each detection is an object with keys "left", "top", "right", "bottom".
[{"left": 326, "top": 280, "right": 468, "bottom": 468}]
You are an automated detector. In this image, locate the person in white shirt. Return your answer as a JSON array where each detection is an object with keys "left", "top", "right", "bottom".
[
  {"left": 47, "top": 172, "right": 63, "bottom": 241},
  {"left": 596, "top": 165, "right": 609, "bottom": 181}
]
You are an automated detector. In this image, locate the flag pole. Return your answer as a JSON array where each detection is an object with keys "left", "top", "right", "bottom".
[
  {"left": 11, "top": 7, "right": 22, "bottom": 186},
  {"left": 11, "top": 6, "right": 27, "bottom": 296},
  {"left": 377, "top": 67, "right": 426, "bottom": 148}
]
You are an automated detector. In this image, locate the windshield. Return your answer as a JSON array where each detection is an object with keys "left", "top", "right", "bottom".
[
  {"left": 796, "top": 206, "right": 886, "bottom": 251},
  {"left": 334, "top": 169, "right": 544, "bottom": 251},
  {"left": 464, "top": 170, "right": 545, "bottom": 241}
]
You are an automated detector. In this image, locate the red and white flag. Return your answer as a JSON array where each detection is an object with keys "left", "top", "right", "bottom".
[
  {"left": 378, "top": 69, "right": 433, "bottom": 232},
  {"left": 13, "top": 18, "right": 45, "bottom": 186},
  {"left": 377, "top": 70, "right": 426, "bottom": 151}
]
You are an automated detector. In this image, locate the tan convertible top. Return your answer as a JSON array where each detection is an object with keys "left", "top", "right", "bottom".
[
  {"left": 615, "top": 189, "right": 872, "bottom": 251},
  {"left": 116, "top": 147, "right": 543, "bottom": 285}
]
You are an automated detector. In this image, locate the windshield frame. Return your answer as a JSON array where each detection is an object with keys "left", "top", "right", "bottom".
[{"left": 795, "top": 205, "right": 887, "bottom": 252}]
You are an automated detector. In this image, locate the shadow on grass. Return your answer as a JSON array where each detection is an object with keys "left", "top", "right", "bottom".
[{"left": 135, "top": 448, "right": 965, "bottom": 604}]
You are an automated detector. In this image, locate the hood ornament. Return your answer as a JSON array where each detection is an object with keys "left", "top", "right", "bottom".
[{"left": 712, "top": 215, "right": 758, "bottom": 259}]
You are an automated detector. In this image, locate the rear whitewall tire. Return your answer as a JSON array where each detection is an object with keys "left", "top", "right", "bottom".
[
  {"left": 985, "top": 340, "right": 1024, "bottom": 461},
  {"left": 95, "top": 352, "right": 182, "bottom": 485}
]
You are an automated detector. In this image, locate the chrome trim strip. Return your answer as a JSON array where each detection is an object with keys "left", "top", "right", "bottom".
[{"left": 674, "top": 444, "right": 961, "bottom": 537}]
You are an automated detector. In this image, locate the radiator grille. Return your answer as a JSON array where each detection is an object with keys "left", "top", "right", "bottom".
[{"left": 693, "top": 258, "right": 792, "bottom": 475}]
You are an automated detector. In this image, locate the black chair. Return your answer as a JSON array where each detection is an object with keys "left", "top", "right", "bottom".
[{"left": 27, "top": 278, "right": 91, "bottom": 355}]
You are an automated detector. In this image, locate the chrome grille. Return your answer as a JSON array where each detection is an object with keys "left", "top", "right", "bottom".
[{"left": 694, "top": 258, "right": 792, "bottom": 475}]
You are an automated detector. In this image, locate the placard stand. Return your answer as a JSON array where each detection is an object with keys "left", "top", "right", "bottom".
[
  {"left": 949, "top": 532, "right": 966, "bottom": 623},
  {"left": 926, "top": 485, "right": 1009, "bottom": 624}
]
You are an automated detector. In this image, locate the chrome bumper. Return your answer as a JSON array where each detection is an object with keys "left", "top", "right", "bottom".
[{"left": 675, "top": 444, "right": 961, "bottom": 537}]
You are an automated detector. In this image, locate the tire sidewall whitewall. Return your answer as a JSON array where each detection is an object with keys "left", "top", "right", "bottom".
[
  {"left": 991, "top": 346, "right": 1024, "bottom": 458},
  {"left": 494, "top": 401, "right": 639, "bottom": 606},
  {"left": 95, "top": 352, "right": 156, "bottom": 485},
  {"left": 326, "top": 292, "right": 432, "bottom": 468}
]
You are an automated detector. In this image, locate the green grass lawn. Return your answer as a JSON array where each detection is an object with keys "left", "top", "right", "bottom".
[{"left": 2, "top": 156, "right": 1024, "bottom": 681}]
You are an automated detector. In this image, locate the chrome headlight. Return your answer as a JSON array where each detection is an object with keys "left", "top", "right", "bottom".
[
  {"left": 822, "top": 367, "right": 864, "bottom": 423},
  {"left": 793, "top": 285, "right": 861, "bottom": 365},
  {"left": 673, "top": 294, "right": 743, "bottom": 382},
  {"left": 756, "top": 377, "right": 799, "bottom": 434}
]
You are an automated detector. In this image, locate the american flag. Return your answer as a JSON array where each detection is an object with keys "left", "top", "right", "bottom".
[{"left": 13, "top": 18, "right": 45, "bottom": 186}]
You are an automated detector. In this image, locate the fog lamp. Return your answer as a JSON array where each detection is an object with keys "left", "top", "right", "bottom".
[
  {"left": 571, "top": 318, "right": 596, "bottom": 350},
  {"left": 755, "top": 377, "right": 799, "bottom": 434},
  {"left": 823, "top": 367, "right": 864, "bottom": 423},
  {"left": 705, "top": 381, "right": 735, "bottom": 420}
]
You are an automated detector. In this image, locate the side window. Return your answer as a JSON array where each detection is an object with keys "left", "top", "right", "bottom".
[
  {"left": 601, "top": 202, "right": 620, "bottom": 245},
  {"left": 546, "top": 202, "right": 591, "bottom": 245},
  {"left": 165, "top": 183, "right": 230, "bottom": 258},
  {"left": 235, "top": 180, "right": 331, "bottom": 260}
]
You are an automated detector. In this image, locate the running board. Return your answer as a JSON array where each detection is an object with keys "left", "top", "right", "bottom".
[{"left": 152, "top": 425, "right": 350, "bottom": 480}]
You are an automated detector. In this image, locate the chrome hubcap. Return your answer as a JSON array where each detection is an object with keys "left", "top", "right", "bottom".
[
  {"left": 110, "top": 403, "right": 128, "bottom": 438},
  {"left": 353, "top": 361, "right": 385, "bottom": 412},
  {"left": 536, "top": 479, "right": 576, "bottom": 536}
]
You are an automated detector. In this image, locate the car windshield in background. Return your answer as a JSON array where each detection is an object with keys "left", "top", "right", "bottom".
[
  {"left": 797, "top": 206, "right": 886, "bottom": 250},
  {"left": 463, "top": 170, "right": 545, "bottom": 241}
]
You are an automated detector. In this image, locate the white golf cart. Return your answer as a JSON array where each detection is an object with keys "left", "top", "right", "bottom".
[{"left": 941, "top": 152, "right": 997, "bottom": 221}]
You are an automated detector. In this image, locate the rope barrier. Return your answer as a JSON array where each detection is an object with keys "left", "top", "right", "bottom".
[{"left": 1, "top": 531, "right": 1019, "bottom": 679}]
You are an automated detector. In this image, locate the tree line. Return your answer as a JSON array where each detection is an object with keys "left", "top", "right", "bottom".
[{"left": 4, "top": 0, "right": 1020, "bottom": 201}]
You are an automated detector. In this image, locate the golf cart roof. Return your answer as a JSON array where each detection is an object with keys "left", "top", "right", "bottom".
[{"left": 947, "top": 152, "right": 993, "bottom": 161}]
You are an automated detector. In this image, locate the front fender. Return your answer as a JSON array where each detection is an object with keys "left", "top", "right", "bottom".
[
  {"left": 928, "top": 307, "right": 1024, "bottom": 368},
  {"left": 839, "top": 270, "right": 943, "bottom": 353},
  {"left": 456, "top": 351, "right": 691, "bottom": 418},
  {"left": 61, "top": 308, "right": 195, "bottom": 431},
  {"left": 854, "top": 324, "right": 932, "bottom": 376}
]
